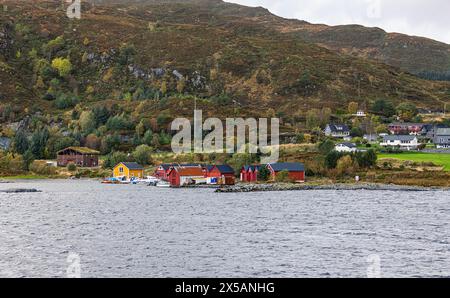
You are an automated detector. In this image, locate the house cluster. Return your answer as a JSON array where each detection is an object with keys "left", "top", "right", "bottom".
[
  {"left": 240, "top": 162, "right": 305, "bottom": 183},
  {"left": 154, "top": 163, "right": 236, "bottom": 187},
  {"left": 325, "top": 122, "right": 450, "bottom": 151},
  {"left": 155, "top": 162, "right": 306, "bottom": 186}
]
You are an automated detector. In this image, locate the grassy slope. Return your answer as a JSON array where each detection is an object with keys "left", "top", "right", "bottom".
[
  {"left": 0, "top": 0, "right": 449, "bottom": 120},
  {"left": 378, "top": 152, "right": 450, "bottom": 171}
]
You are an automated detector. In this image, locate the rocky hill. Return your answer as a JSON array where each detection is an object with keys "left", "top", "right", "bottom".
[{"left": 0, "top": 0, "right": 449, "bottom": 127}]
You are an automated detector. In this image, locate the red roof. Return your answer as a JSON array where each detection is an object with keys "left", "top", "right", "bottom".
[{"left": 173, "top": 167, "right": 204, "bottom": 176}]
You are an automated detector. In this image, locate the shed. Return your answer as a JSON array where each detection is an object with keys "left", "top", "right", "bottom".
[
  {"left": 113, "top": 162, "right": 144, "bottom": 180},
  {"left": 57, "top": 147, "right": 100, "bottom": 167},
  {"left": 267, "top": 162, "right": 305, "bottom": 183}
]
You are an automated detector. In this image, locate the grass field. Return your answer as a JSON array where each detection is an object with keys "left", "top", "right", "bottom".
[{"left": 378, "top": 152, "right": 450, "bottom": 171}]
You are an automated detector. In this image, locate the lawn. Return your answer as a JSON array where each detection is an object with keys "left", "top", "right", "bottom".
[{"left": 378, "top": 152, "right": 450, "bottom": 171}]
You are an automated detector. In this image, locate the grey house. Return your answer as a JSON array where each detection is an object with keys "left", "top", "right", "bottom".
[
  {"left": 324, "top": 124, "right": 350, "bottom": 138},
  {"left": 434, "top": 128, "right": 450, "bottom": 148}
]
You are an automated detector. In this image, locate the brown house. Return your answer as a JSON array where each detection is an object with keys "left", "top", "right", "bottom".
[{"left": 57, "top": 147, "right": 100, "bottom": 167}]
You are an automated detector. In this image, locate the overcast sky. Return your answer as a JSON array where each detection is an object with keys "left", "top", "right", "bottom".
[{"left": 226, "top": 0, "right": 450, "bottom": 44}]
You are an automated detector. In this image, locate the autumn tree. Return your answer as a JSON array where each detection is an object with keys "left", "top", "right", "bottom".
[{"left": 51, "top": 57, "right": 72, "bottom": 77}]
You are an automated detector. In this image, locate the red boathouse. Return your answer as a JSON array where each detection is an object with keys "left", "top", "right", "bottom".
[{"left": 267, "top": 162, "right": 305, "bottom": 183}]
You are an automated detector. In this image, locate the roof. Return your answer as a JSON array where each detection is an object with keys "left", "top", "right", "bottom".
[
  {"left": 159, "top": 163, "right": 177, "bottom": 170},
  {"left": 174, "top": 167, "right": 204, "bottom": 176},
  {"left": 243, "top": 165, "right": 261, "bottom": 172},
  {"left": 436, "top": 128, "right": 450, "bottom": 136},
  {"left": 57, "top": 146, "right": 100, "bottom": 155},
  {"left": 205, "top": 165, "right": 215, "bottom": 171},
  {"left": 383, "top": 135, "right": 417, "bottom": 141},
  {"left": 327, "top": 124, "right": 350, "bottom": 132},
  {"left": 117, "top": 162, "right": 144, "bottom": 170},
  {"left": 213, "top": 165, "right": 235, "bottom": 174},
  {"left": 337, "top": 142, "right": 357, "bottom": 148},
  {"left": 268, "top": 162, "right": 305, "bottom": 172}
]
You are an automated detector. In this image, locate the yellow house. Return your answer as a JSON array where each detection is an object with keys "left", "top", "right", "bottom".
[{"left": 113, "top": 162, "right": 144, "bottom": 180}]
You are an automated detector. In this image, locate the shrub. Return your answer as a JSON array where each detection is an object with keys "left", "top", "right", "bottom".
[
  {"left": 67, "top": 163, "right": 77, "bottom": 172},
  {"left": 29, "top": 161, "right": 57, "bottom": 175},
  {"left": 257, "top": 166, "right": 271, "bottom": 182},
  {"left": 275, "top": 170, "right": 291, "bottom": 183},
  {"left": 132, "top": 145, "right": 153, "bottom": 166}
]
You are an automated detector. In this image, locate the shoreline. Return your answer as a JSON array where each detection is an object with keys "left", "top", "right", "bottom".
[{"left": 215, "top": 183, "right": 450, "bottom": 193}]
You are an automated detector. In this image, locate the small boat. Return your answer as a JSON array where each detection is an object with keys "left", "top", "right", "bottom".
[
  {"left": 136, "top": 176, "right": 160, "bottom": 184},
  {"left": 155, "top": 181, "right": 170, "bottom": 188},
  {"left": 101, "top": 177, "right": 121, "bottom": 184}
]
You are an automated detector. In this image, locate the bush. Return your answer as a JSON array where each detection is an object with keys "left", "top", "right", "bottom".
[
  {"left": 257, "top": 166, "right": 271, "bottom": 181},
  {"left": 132, "top": 145, "right": 153, "bottom": 166},
  {"left": 29, "top": 161, "right": 57, "bottom": 175},
  {"left": 67, "top": 163, "right": 77, "bottom": 172},
  {"left": 103, "top": 151, "right": 129, "bottom": 169},
  {"left": 275, "top": 170, "right": 291, "bottom": 183}
]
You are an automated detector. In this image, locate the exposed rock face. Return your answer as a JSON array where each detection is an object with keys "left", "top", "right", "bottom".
[{"left": 0, "top": 22, "right": 14, "bottom": 59}]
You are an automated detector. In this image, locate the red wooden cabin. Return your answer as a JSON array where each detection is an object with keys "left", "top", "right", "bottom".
[
  {"left": 240, "top": 165, "right": 260, "bottom": 182},
  {"left": 207, "top": 165, "right": 235, "bottom": 185},
  {"left": 57, "top": 147, "right": 100, "bottom": 167},
  {"left": 267, "top": 163, "right": 305, "bottom": 183}
]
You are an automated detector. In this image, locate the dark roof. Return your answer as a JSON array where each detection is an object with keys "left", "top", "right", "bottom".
[
  {"left": 339, "top": 142, "right": 357, "bottom": 148},
  {"left": 214, "top": 165, "right": 235, "bottom": 174},
  {"left": 205, "top": 165, "right": 215, "bottom": 171},
  {"left": 268, "top": 162, "right": 305, "bottom": 172},
  {"left": 119, "top": 162, "right": 144, "bottom": 170},
  {"left": 327, "top": 124, "right": 350, "bottom": 132},
  {"left": 383, "top": 135, "right": 417, "bottom": 141},
  {"left": 160, "top": 163, "right": 177, "bottom": 170}
]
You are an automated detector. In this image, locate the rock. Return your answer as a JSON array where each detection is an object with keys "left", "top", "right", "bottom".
[
  {"left": 215, "top": 183, "right": 449, "bottom": 193},
  {"left": 1, "top": 188, "right": 41, "bottom": 193}
]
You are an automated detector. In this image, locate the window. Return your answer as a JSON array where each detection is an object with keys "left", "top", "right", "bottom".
[{"left": 119, "top": 167, "right": 124, "bottom": 173}]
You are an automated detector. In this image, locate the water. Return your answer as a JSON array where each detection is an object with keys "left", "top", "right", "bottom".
[{"left": 0, "top": 179, "right": 449, "bottom": 278}]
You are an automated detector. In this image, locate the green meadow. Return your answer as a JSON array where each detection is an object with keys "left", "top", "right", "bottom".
[{"left": 378, "top": 152, "right": 450, "bottom": 171}]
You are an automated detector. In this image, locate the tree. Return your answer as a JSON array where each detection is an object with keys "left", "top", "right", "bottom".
[
  {"left": 13, "top": 130, "right": 29, "bottom": 154},
  {"left": 176, "top": 77, "right": 186, "bottom": 94},
  {"left": 336, "top": 155, "right": 354, "bottom": 176},
  {"left": 51, "top": 57, "right": 72, "bottom": 77},
  {"left": 350, "top": 127, "right": 364, "bottom": 138},
  {"left": 371, "top": 99, "right": 396, "bottom": 117},
  {"left": 30, "top": 127, "right": 49, "bottom": 159},
  {"left": 306, "top": 109, "right": 320, "bottom": 129},
  {"left": 396, "top": 102, "right": 418, "bottom": 121},
  {"left": 132, "top": 145, "right": 153, "bottom": 166},
  {"left": 79, "top": 111, "right": 96, "bottom": 134},
  {"left": 348, "top": 102, "right": 359, "bottom": 114},
  {"left": 227, "top": 152, "right": 257, "bottom": 176},
  {"left": 142, "top": 130, "right": 153, "bottom": 146},
  {"left": 22, "top": 150, "right": 34, "bottom": 171},
  {"left": 257, "top": 166, "right": 271, "bottom": 181},
  {"left": 318, "top": 139, "right": 335, "bottom": 155},
  {"left": 103, "top": 151, "right": 128, "bottom": 169}
]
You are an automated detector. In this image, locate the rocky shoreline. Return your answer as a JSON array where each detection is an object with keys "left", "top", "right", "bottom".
[{"left": 215, "top": 183, "right": 450, "bottom": 193}]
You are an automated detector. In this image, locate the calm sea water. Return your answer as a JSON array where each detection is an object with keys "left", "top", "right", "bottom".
[{"left": 0, "top": 179, "right": 449, "bottom": 278}]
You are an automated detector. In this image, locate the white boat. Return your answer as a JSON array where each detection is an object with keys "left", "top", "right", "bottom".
[
  {"left": 155, "top": 181, "right": 170, "bottom": 188},
  {"left": 135, "top": 176, "right": 160, "bottom": 184}
]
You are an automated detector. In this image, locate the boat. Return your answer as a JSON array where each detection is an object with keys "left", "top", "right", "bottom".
[
  {"left": 136, "top": 176, "right": 160, "bottom": 184},
  {"left": 154, "top": 180, "right": 170, "bottom": 188}
]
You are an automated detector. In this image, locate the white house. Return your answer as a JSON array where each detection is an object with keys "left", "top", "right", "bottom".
[
  {"left": 335, "top": 143, "right": 358, "bottom": 153},
  {"left": 380, "top": 135, "right": 420, "bottom": 150},
  {"left": 324, "top": 124, "right": 351, "bottom": 138},
  {"left": 353, "top": 110, "right": 367, "bottom": 117}
]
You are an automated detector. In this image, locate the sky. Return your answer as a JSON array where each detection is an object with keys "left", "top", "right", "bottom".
[{"left": 226, "top": 0, "right": 450, "bottom": 44}]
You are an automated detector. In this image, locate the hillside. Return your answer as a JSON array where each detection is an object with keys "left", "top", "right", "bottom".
[{"left": 0, "top": 0, "right": 449, "bottom": 135}]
